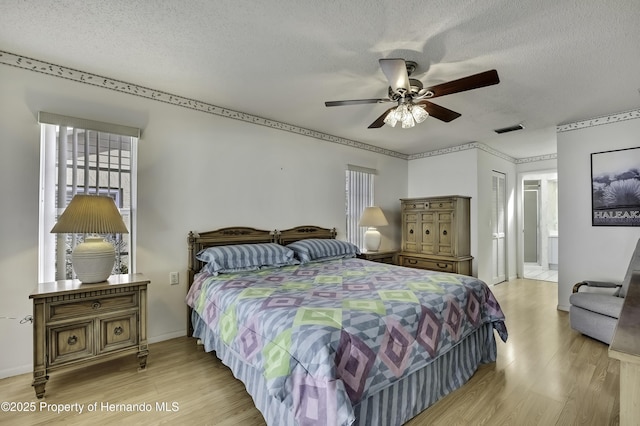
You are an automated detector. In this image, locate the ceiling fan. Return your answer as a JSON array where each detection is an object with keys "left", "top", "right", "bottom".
[{"left": 325, "top": 59, "right": 500, "bottom": 129}]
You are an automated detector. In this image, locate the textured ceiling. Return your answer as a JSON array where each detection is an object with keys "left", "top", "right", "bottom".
[{"left": 2, "top": 0, "right": 640, "bottom": 159}]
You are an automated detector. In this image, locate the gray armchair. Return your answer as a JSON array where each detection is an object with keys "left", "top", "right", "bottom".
[{"left": 569, "top": 238, "right": 640, "bottom": 344}]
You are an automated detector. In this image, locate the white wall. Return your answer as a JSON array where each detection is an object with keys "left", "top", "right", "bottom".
[
  {"left": 408, "top": 148, "right": 518, "bottom": 283},
  {"left": 557, "top": 118, "right": 640, "bottom": 310},
  {"left": 0, "top": 65, "right": 408, "bottom": 377},
  {"left": 0, "top": 67, "right": 41, "bottom": 378}
]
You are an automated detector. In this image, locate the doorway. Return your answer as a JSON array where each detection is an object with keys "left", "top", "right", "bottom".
[
  {"left": 520, "top": 172, "right": 558, "bottom": 282},
  {"left": 523, "top": 180, "right": 539, "bottom": 263}
]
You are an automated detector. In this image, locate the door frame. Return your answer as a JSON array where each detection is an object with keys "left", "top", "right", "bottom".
[{"left": 491, "top": 170, "right": 507, "bottom": 284}]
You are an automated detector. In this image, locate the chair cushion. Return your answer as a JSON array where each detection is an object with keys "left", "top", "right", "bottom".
[
  {"left": 569, "top": 305, "right": 618, "bottom": 344},
  {"left": 569, "top": 293, "right": 624, "bottom": 318}
]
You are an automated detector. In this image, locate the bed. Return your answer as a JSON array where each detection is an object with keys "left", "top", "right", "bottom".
[{"left": 186, "top": 226, "right": 507, "bottom": 425}]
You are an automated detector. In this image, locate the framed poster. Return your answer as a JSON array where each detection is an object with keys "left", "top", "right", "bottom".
[{"left": 591, "top": 146, "right": 640, "bottom": 226}]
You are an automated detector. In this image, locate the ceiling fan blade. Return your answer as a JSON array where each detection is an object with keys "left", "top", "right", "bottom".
[
  {"left": 426, "top": 69, "right": 500, "bottom": 98},
  {"left": 368, "top": 107, "right": 395, "bottom": 128},
  {"left": 325, "top": 98, "right": 391, "bottom": 107},
  {"left": 416, "top": 101, "right": 461, "bottom": 122},
  {"left": 379, "top": 58, "right": 410, "bottom": 93}
]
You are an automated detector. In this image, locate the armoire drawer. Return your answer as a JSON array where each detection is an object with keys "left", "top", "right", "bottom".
[
  {"left": 400, "top": 256, "right": 454, "bottom": 273},
  {"left": 426, "top": 200, "right": 455, "bottom": 210},
  {"left": 403, "top": 201, "right": 427, "bottom": 210}
]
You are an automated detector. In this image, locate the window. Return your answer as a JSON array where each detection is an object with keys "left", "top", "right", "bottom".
[
  {"left": 38, "top": 112, "right": 139, "bottom": 282},
  {"left": 345, "top": 165, "right": 376, "bottom": 249}
]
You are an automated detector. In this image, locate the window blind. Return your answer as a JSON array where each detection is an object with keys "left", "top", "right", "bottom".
[
  {"left": 38, "top": 112, "right": 139, "bottom": 281},
  {"left": 345, "top": 166, "right": 376, "bottom": 249}
]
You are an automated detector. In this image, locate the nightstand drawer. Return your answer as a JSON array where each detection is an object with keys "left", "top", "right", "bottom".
[
  {"left": 49, "top": 292, "right": 138, "bottom": 321},
  {"left": 400, "top": 256, "right": 454, "bottom": 273},
  {"left": 99, "top": 313, "right": 138, "bottom": 353},
  {"left": 48, "top": 321, "right": 94, "bottom": 365}
]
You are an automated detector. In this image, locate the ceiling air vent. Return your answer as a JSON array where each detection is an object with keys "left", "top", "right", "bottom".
[{"left": 494, "top": 123, "right": 524, "bottom": 134}]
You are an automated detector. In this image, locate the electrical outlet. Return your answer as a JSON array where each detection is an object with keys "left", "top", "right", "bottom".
[{"left": 169, "top": 272, "right": 179, "bottom": 285}]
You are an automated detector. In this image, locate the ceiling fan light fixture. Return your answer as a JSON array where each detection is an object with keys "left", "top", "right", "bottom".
[
  {"left": 401, "top": 111, "right": 415, "bottom": 128},
  {"left": 383, "top": 102, "right": 429, "bottom": 129},
  {"left": 383, "top": 111, "right": 398, "bottom": 127},
  {"left": 411, "top": 104, "right": 429, "bottom": 123},
  {"left": 393, "top": 103, "right": 409, "bottom": 121},
  {"left": 383, "top": 103, "right": 427, "bottom": 129}
]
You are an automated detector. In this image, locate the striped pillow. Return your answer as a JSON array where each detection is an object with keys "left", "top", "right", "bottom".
[
  {"left": 196, "top": 243, "right": 298, "bottom": 275},
  {"left": 286, "top": 239, "right": 360, "bottom": 263}
]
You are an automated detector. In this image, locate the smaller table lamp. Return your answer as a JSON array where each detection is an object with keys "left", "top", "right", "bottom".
[
  {"left": 359, "top": 206, "right": 389, "bottom": 252},
  {"left": 50, "top": 194, "right": 129, "bottom": 283}
]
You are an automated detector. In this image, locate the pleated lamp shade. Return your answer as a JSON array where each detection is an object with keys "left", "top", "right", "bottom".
[{"left": 51, "top": 195, "right": 129, "bottom": 283}]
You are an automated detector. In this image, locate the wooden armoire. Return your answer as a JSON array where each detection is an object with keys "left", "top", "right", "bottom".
[{"left": 397, "top": 196, "right": 473, "bottom": 275}]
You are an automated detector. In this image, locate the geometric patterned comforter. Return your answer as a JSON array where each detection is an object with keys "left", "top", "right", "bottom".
[{"left": 186, "top": 258, "right": 507, "bottom": 426}]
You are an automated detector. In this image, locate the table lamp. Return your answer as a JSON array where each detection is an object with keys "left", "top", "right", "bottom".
[
  {"left": 50, "top": 194, "right": 129, "bottom": 283},
  {"left": 358, "top": 206, "right": 389, "bottom": 252}
]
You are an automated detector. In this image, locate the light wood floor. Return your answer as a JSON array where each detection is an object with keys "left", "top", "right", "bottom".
[{"left": 0, "top": 278, "right": 619, "bottom": 425}]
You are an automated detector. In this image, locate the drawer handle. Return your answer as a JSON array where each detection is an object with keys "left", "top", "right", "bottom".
[
  {"left": 92, "top": 301, "right": 102, "bottom": 310},
  {"left": 425, "top": 230, "right": 430, "bottom": 235},
  {"left": 67, "top": 335, "right": 78, "bottom": 345},
  {"left": 442, "top": 230, "right": 447, "bottom": 236},
  {"left": 114, "top": 326, "right": 124, "bottom": 336},
  {"left": 439, "top": 203, "right": 443, "bottom": 207},
  {"left": 409, "top": 229, "right": 414, "bottom": 234},
  {"left": 407, "top": 259, "right": 417, "bottom": 265},
  {"left": 437, "top": 263, "right": 448, "bottom": 268}
]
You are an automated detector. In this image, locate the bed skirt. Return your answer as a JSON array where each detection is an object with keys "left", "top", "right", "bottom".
[{"left": 192, "top": 311, "right": 497, "bottom": 426}]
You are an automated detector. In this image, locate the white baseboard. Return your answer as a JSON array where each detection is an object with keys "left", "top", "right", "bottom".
[
  {"left": 557, "top": 304, "right": 570, "bottom": 312},
  {"left": 0, "top": 331, "right": 187, "bottom": 380},
  {"left": 148, "top": 329, "right": 186, "bottom": 344},
  {"left": 0, "top": 364, "right": 32, "bottom": 380}
]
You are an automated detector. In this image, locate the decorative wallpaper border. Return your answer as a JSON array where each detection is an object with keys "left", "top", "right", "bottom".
[
  {"left": 515, "top": 153, "right": 557, "bottom": 164},
  {"left": 408, "top": 142, "right": 517, "bottom": 163},
  {"left": 408, "top": 142, "right": 480, "bottom": 160},
  {"left": 2, "top": 49, "right": 555, "bottom": 164},
  {"left": 0, "top": 50, "right": 407, "bottom": 160},
  {"left": 557, "top": 108, "right": 640, "bottom": 133}
]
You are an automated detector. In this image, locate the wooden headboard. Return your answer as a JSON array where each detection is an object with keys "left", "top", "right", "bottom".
[
  {"left": 276, "top": 225, "right": 337, "bottom": 245},
  {"left": 186, "top": 225, "right": 336, "bottom": 334},
  {"left": 187, "top": 227, "right": 276, "bottom": 285}
]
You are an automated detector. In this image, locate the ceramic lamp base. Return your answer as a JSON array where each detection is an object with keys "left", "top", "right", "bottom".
[
  {"left": 364, "top": 227, "right": 381, "bottom": 252},
  {"left": 71, "top": 236, "right": 115, "bottom": 283}
]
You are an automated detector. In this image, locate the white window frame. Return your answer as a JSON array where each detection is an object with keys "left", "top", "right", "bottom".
[
  {"left": 38, "top": 112, "right": 139, "bottom": 282},
  {"left": 345, "top": 165, "right": 376, "bottom": 250}
]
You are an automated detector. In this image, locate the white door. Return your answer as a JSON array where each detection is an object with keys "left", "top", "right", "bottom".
[{"left": 491, "top": 171, "right": 506, "bottom": 284}]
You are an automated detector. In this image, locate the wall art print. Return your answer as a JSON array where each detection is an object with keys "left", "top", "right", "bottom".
[{"left": 591, "top": 146, "right": 640, "bottom": 226}]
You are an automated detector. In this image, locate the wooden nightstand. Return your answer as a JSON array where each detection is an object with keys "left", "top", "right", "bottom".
[
  {"left": 358, "top": 250, "right": 398, "bottom": 265},
  {"left": 30, "top": 273, "right": 149, "bottom": 398}
]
